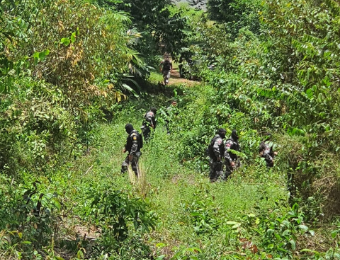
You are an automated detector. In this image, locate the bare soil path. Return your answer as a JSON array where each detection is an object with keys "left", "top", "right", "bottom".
[{"left": 168, "top": 68, "right": 200, "bottom": 87}]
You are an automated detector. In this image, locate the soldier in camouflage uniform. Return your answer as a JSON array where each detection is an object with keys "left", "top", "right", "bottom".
[
  {"left": 208, "top": 128, "right": 226, "bottom": 182},
  {"left": 141, "top": 107, "right": 157, "bottom": 140},
  {"left": 121, "top": 124, "right": 143, "bottom": 177},
  {"left": 160, "top": 56, "right": 172, "bottom": 85},
  {"left": 259, "top": 138, "right": 278, "bottom": 167},
  {"left": 224, "top": 129, "right": 240, "bottom": 179}
]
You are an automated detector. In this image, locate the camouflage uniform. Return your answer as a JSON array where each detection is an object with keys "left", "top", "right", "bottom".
[
  {"left": 121, "top": 124, "right": 143, "bottom": 177},
  {"left": 208, "top": 129, "right": 226, "bottom": 182},
  {"left": 141, "top": 109, "right": 157, "bottom": 140},
  {"left": 224, "top": 130, "right": 240, "bottom": 179},
  {"left": 259, "top": 141, "right": 275, "bottom": 167},
  {"left": 160, "top": 58, "right": 172, "bottom": 85}
]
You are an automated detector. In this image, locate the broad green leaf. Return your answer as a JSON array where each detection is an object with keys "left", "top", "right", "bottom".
[
  {"left": 71, "top": 32, "right": 76, "bottom": 43},
  {"left": 298, "top": 224, "right": 308, "bottom": 232},
  {"left": 331, "top": 230, "right": 338, "bottom": 238},
  {"left": 305, "top": 88, "right": 313, "bottom": 99},
  {"left": 60, "top": 37, "right": 70, "bottom": 46},
  {"left": 39, "top": 49, "right": 50, "bottom": 60},
  {"left": 156, "top": 243, "right": 166, "bottom": 248},
  {"left": 33, "top": 52, "right": 40, "bottom": 59},
  {"left": 226, "top": 221, "right": 239, "bottom": 225}
]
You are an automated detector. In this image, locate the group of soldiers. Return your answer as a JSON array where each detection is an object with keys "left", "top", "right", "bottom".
[
  {"left": 208, "top": 128, "right": 278, "bottom": 182},
  {"left": 207, "top": 128, "right": 240, "bottom": 182},
  {"left": 121, "top": 107, "right": 158, "bottom": 177},
  {"left": 121, "top": 106, "right": 277, "bottom": 181}
]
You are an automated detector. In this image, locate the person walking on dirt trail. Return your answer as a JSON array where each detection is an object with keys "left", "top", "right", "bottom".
[
  {"left": 258, "top": 134, "right": 278, "bottom": 167},
  {"left": 160, "top": 56, "right": 172, "bottom": 85},
  {"left": 121, "top": 124, "right": 143, "bottom": 177},
  {"left": 207, "top": 128, "right": 226, "bottom": 182},
  {"left": 224, "top": 129, "right": 241, "bottom": 179},
  {"left": 141, "top": 107, "right": 157, "bottom": 140}
]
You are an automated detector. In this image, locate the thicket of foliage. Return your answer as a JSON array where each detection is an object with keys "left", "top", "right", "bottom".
[
  {"left": 183, "top": 0, "right": 340, "bottom": 220},
  {"left": 0, "top": 0, "right": 140, "bottom": 175},
  {"left": 91, "top": 0, "right": 190, "bottom": 64},
  {"left": 207, "top": 0, "right": 262, "bottom": 35},
  {"left": 1, "top": 0, "right": 340, "bottom": 259},
  {"left": 0, "top": 0, "right": 156, "bottom": 258}
]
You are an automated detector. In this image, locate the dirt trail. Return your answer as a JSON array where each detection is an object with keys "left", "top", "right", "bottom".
[{"left": 168, "top": 68, "right": 200, "bottom": 87}]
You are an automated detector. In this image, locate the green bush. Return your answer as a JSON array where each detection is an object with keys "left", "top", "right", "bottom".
[{"left": 0, "top": 78, "right": 77, "bottom": 175}]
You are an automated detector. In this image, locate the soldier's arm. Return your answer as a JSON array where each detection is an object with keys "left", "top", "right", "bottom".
[
  {"left": 213, "top": 138, "right": 222, "bottom": 160},
  {"left": 224, "top": 140, "right": 233, "bottom": 162},
  {"left": 125, "top": 136, "right": 132, "bottom": 153},
  {"left": 139, "top": 134, "right": 143, "bottom": 149},
  {"left": 264, "top": 152, "right": 273, "bottom": 164},
  {"left": 151, "top": 116, "right": 156, "bottom": 128}
]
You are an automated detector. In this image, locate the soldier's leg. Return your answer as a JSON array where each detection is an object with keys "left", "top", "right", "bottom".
[
  {"left": 210, "top": 159, "right": 223, "bottom": 182},
  {"left": 216, "top": 161, "right": 223, "bottom": 181},
  {"left": 165, "top": 70, "right": 170, "bottom": 84},
  {"left": 224, "top": 162, "right": 233, "bottom": 180},
  {"left": 163, "top": 70, "right": 170, "bottom": 85},
  {"left": 121, "top": 155, "right": 130, "bottom": 174},
  {"left": 236, "top": 160, "right": 241, "bottom": 168},
  {"left": 209, "top": 158, "right": 217, "bottom": 182},
  {"left": 131, "top": 154, "right": 140, "bottom": 177},
  {"left": 162, "top": 70, "right": 167, "bottom": 85},
  {"left": 165, "top": 119, "right": 170, "bottom": 134},
  {"left": 143, "top": 126, "right": 151, "bottom": 140}
]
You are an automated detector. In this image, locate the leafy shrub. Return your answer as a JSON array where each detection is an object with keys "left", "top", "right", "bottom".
[
  {"left": 0, "top": 173, "right": 62, "bottom": 259},
  {"left": 185, "top": 190, "right": 219, "bottom": 235},
  {"left": 238, "top": 203, "right": 314, "bottom": 259},
  {"left": 0, "top": 77, "right": 77, "bottom": 175},
  {"left": 87, "top": 186, "right": 157, "bottom": 254}
]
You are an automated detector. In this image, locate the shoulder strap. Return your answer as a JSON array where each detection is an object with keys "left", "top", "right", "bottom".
[
  {"left": 130, "top": 130, "right": 138, "bottom": 139},
  {"left": 210, "top": 135, "right": 218, "bottom": 146}
]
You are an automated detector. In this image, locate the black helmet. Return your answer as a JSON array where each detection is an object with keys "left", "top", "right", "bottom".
[
  {"left": 231, "top": 129, "right": 239, "bottom": 141},
  {"left": 150, "top": 107, "right": 157, "bottom": 114},
  {"left": 218, "top": 128, "right": 226, "bottom": 138},
  {"left": 258, "top": 141, "right": 266, "bottom": 153},
  {"left": 125, "top": 123, "right": 134, "bottom": 134}
]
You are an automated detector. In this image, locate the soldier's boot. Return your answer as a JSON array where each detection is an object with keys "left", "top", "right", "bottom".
[
  {"left": 224, "top": 169, "right": 232, "bottom": 180},
  {"left": 209, "top": 169, "right": 217, "bottom": 182},
  {"left": 121, "top": 162, "right": 128, "bottom": 174},
  {"left": 216, "top": 171, "right": 224, "bottom": 181},
  {"left": 132, "top": 165, "right": 139, "bottom": 178}
]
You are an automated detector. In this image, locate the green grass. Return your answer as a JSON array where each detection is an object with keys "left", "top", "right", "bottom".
[
  {"left": 65, "top": 104, "right": 289, "bottom": 258},
  {"left": 149, "top": 71, "right": 164, "bottom": 85},
  {"left": 3, "top": 83, "right": 336, "bottom": 260}
]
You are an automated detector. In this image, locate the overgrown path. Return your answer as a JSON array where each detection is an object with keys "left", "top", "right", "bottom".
[{"left": 70, "top": 81, "right": 289, "bottom": 258}]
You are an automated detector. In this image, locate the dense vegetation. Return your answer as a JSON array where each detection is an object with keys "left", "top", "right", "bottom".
[{"left": 1, "top": 0, "right": 340, "bottom": 259}]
